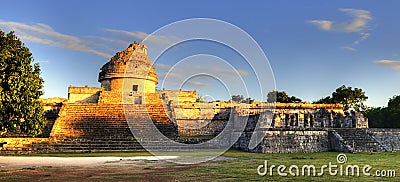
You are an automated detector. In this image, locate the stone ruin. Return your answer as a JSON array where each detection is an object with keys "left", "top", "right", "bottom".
[{"left": 0, "top": 43, "right": 399, "bottom": 154}]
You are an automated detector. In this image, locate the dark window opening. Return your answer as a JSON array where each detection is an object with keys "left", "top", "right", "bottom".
[
  {"left": 134, "top": 96, "right": 142, "bottom": 104},
  {"left": 133, "top": 85, "right": 138, "bottom": 92}
]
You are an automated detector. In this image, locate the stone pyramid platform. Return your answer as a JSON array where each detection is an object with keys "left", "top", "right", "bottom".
[{"left": 39, "top": 103, "right": 179, "bottom": 152}]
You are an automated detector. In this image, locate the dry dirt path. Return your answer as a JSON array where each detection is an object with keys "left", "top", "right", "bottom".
[
  {"left": 0, "top": 156, "right": 232, "bottom": 181},
  {"left": 0, "top": 156, "right": 178, "bottom": 169}
]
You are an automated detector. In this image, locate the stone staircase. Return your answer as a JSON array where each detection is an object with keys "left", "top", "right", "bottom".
[
  {"left": 32, "top": 138, "right": 144, "bottom": 152},
  {"left": 333, "top": 129, "right": 387, "bottom": 153},
  {"left": 42, "top": 103, "right": 179, "bottom": 152}
]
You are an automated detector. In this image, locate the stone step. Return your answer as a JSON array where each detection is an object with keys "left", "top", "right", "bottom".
[
  {"left": 50, "top": 103, "right": 179, "bottom": 145},
  {"left": 334, "top": 129, "right": 385, "bottom": 152}
]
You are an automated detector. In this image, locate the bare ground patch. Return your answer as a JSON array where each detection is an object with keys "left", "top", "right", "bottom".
[{"left": 0, "top": 156, "right": 231, "bottom": 181}]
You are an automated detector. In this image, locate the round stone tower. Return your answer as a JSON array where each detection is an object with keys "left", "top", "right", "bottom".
[{"left": 98, "top": 43, "right": 158, "bottom": 94}]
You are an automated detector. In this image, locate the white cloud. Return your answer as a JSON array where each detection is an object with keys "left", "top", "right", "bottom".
[
  {"left": 354, "top": 32, "right": 370, "bottom": 45},
  {"left": 0, "top": 20, "right": 111, "bottom": 58},
  {"left": 308, "top": 8, "right": 373, "bottom": 50},
  {"left": 104, "top": 29, "right": 178, "bottom": 46},
  {"left": 375, "top": 60, "right": 400, "bottom": 70},
  {"left": 184, "top": 80, "right": 209, "bottom": 88},
  {"left": 155, "top": 63, "right": 174, "bottom": 71},
  {"left": 155, "top": 63, "right": 210, "bottom": 88},
  {"left": 338, "top": 8, "right": 372, "bottom": 32},
  {"left": 340, "top": 46, "right": 357, "bottom": 51},
  {"left": 308, "top": 8, "right": 372, "bottom": 33},
  {"left": 308, "top": 20, "right": 333, "bottom": 31},
  {"left": 155, "top": 63, "right": 248, "bottom": 77},
  {"left": 155, "top": 63, "right": 248, "bottom": 89}
]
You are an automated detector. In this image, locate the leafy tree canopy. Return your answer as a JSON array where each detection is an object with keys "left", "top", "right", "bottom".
[
  {"left": 365, "top": 95, "right": 400, "bottom": 128},
  {"left": 267, "top": 90, "right": 302, "bottom": 103},
  {"left": 314, "top": 85, "right": 368, "bottom": 112},
  {"left": 230, "top": 95, "right": 254, "bottom": 104},
  {"left": 196, "top": 94, "right": 206, "bottom": 103},
  {"left": 231, "top": 95, "right": 244, "bottom": 103},
  {"left": 388, "top": 95, "right": 400, "bottom": 111},
  {"left": 0, "top": 30, "right": 45, "bottom": 136}
]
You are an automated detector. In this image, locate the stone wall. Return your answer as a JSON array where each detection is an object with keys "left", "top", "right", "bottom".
[
  {"left": 177, "top": 119, "right": 228, "bottom": 136},
  {"left": 232, "top": 127, "right": 400, "bottom": 154},
  {"left": 68, "top": 86, "right": 102, "bottom": 103},
  {"left": 368, "top": 128, "right": 400, "bottom": 151},
  {"left": 232, "top": 108, "right": 331, "bottom": 153},
  {"left": 235, "top": 107, "right": 367, "bottom": 129},
  {"left": 98, "top": 91, "right": 123, "bottom": 104},
  {"left": 144, "top": 93, "right": 164, "bottom": 105},
  {"left": 98, "top": 91, "right": 163, "bottom": 104},
  {"left": 230, "top": 108, "right": 387, "bottom": 154},
  {"left": 173, "top": 102, "right": 231, "bottom": 118},
  {"left": 162, "top": 89, "right": 197, "bottom": 103},
  {"left": 40, "top": 97, "right": 67, "bottom": 111},
  {"left": 101, "top": 77, "right": 157, "bottom": 94},
  {"left": 0, "top": 138, "right": 50, "bottom": 154},
  {"left": 233, "top": 130, "right": 329, "bottom": 153},
  {"left": 172, "top": 103, "right": 231, "bottom": 136},
  {"left": 40, "top": 98, "right": 67, "bottom": 137},
  {"left": 172, "top": 102, "right": 366, "bottom": 137}
]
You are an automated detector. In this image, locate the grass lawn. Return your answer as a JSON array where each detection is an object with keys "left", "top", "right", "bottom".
[
  {"left": 0, "top": 150, "right": 398, "bottom": 181},
  {"left": 166, "top": 150, "right": 399, "bottom": 181}
]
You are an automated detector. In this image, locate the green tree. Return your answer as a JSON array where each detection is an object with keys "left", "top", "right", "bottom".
[
  {"left": 365, "top": 95, "right": 400, "bottom": 128},
  {"left": 231, "top": 95, "right": 244, "bottom": 103},
  {"left": 388, "top": 95, "right": 400, "bottom": 111},
  {"left": 241, "top": 97, "right": 254, "bottom": 104},
  {"left": 289, "top": 96, "right": 302, "bottom": 103},
  {"left": 314, "top": 96, "right": 333, "bottom": 104},
  {"left": 0, "top": 31, "right": 45, "bottom": 136},
  {"left": 267, "top": 90, "right": 302, "bottom": 103},
  {"left": 230, "top": 95, "right": 255, "bottom": 104},
  {"left": 314, "top": 85, "right": 368, "bottom": 112},
  {"left": 196, "top": 94, "right": 206, "bottom": 103},
  {"left": 331, "top": 85, "right": 368, "bottom": 111}
]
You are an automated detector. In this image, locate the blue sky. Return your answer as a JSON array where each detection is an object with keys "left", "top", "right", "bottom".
[{"left": 1, "top": 1, "right": 399, "bottom": 107}]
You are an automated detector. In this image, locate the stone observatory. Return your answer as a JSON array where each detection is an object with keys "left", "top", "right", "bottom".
[{"left": 98, "top": 43, "right": 158, "bottom": 94}]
